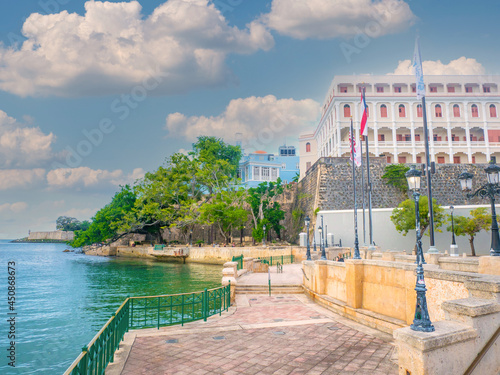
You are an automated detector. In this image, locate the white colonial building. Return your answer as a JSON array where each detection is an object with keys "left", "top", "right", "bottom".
[{"left": 299, "top": 74, "right": 500, "bottom": 180}]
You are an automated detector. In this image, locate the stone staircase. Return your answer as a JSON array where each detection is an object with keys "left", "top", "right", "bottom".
[{"left": 235, "top": 284, "right": 304, "bottom": 294}]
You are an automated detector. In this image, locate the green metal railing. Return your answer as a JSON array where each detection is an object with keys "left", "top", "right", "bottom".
[
  {"left": 232, "top": 254, "right": 244, "bottom": 270},
  {"left": 64, "top": 284, "right": 231, "bottom": 375},
  {"left": 258, "top": 254, "right": 294, "bottom": 266}
]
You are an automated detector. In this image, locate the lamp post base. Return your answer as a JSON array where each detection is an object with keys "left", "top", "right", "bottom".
[
  {"left": 427, "top": 245, "right": 439, "bottom": 254},
  {"left": 450, "top": 244, "right": 459, "bottom": 257}
]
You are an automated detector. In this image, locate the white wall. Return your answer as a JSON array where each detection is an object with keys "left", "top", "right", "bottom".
[{"left": 313, "top": 205, "right": 498, "bottom": 256}]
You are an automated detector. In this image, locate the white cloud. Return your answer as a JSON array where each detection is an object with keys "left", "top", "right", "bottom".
[
  {"left": 0, "top": 110, "right": 57, "bottom": 168},
  {"left": 165, "top": 95, "right": 319, "bottom": 152},
  {"left": 262, "top": 0, "right": 415, "bottom": 40},
  {"left": 0, "top": 202, "right": 28, "bottom": 213},
  {"left": 392, "top": 57, "right": 486, "bottom": 75},
  {"left": 46, "top": 167, "right": 145, "bottom": 190},
  {"left": 59, "top": 207, "right": 97, "bottom": 220},
  {"left": 0, "top": 169, "right": 46, "bottom": 190},
  {"left": 0, "top": 0, "right": 273, "bottom": 97}
]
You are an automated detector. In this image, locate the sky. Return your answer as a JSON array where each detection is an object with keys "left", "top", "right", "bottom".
[{"left": 0, "top": 0, "right": 499, "bottom": 238}]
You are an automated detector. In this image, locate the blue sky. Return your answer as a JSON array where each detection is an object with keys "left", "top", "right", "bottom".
[{"left": 0, "top": 0, "right": 499, "bottom": 238}]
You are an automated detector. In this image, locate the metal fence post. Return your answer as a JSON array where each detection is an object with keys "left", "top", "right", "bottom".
[
  {"left": 204, "top": 288, "right": 208, "bottom": 321},
  {"left": 81, "top": 346, "right": 88, "bottom": 374}
]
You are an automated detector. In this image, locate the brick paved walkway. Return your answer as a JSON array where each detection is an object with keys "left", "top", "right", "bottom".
[{"left": 113, "top": 294, "right": 397, "bottom": 375}]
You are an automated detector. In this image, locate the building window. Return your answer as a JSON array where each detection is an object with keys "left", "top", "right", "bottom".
[
  {"left": 380, "top": 104, "right": 388, "bottom": 118},
  {"left": 343, "top": 104, "right": 351, "bottom": 117},
  {"left": 430, "top": 86, "right": 437, "bottom": 93},
  {"left": 281, "top": 163, "right": 286, "bottom": 169},
  {"left": 412, "top": 86, "right": 416, "bottom": 93},
  {"left": 471, "top": 104, "right": 479, "bottom": 118},
  {"left": 271, "top": 168, "right": 278, "bottom": 180},
  {"left": 437, "top": 156, "right": 445, "bottom": 164},
  {"left": 466, "top": 86, "right": 473, "bottom": 93},
  {"left": 398, "top": 156, "right": 406, "bottom": 163},
  {"left": 262, "top": 167, "right": 270, "bottom": 180},
  {"left": 416, "top": 156, "right": 422, "bottom": 163},
  {"left": 472, "top": 156, "right": 476, "bottom": 164},
  {"left": 305, "top": 142, "right": 311, "bottom": 152},
  {"left": 396, "top": 134, "right": 403, "bottom": 142},
  {"left": 453, "top": 156, "right": 461, "bottom": 164},
  {"left": 435, "top": 104, "right": 442, "bottom": 118},
  {"left": 415, "top": 134, "right": 421, "bottom": 141},
  {"left": 253, "top": 166, "right": 260, "bottom": 180},
  {"left": 448, "top": 86, "right": 455, "bottom": 93},
  {"left": 399, "top": 104, "right": 406, "bottom": 118},
  {"left": 394, "top": 86, "right": 401, "bottom": 93},
  {"left": 306, "top": 162, "right": 311, "bottom": 170},
  {"left": 484, "top": 86, "right": 491, "bottom": 93},
  {"left": 377, "top": 86, "right": 384, "bottom": 93},
  {"left": 378, "top": 134, "right": 385, "bottom": 141},
  {"left": 386, "top": 156, "right": 391, "bottom": 163},
  {"left": 296, "top": 163, "right": 300, "bottom": 169},
  {"left": 417, "top": 104, "right": 423, "bottom": 117},
  {"left": 453, "top": 104, "right": 460, "bottom": 117},
  {"left": 490, "top": 104, "right": 497, "bottom": 118},
  {"left": 340, "top": 86, "right": 347, "bottom": 93}
]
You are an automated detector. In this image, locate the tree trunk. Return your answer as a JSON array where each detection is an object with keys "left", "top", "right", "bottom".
[{"left": 469, "top": 236, "right": 476, "bottom": 257}]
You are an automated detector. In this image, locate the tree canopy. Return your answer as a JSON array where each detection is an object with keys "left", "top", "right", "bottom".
[
  {"left": 56, "top": 216, "right": 90, "bottom": 232},
  {"left": 447, "top": 207, "right": 491, "bottom": 256},
  {"left": 390, "top": 196, "right": 445, "bottom": 237},
  {"left": 382, "top": 164, "right": 410, "bottom": 193}
]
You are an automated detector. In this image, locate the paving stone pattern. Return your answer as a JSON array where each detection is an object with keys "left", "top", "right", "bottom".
[{"left": 121, "top": 295, "right": 397, "bottom": 375}]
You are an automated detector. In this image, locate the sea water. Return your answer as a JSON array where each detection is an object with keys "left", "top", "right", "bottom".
[{"left": 0, "top": 241, "right": 222, "bottom": 374}]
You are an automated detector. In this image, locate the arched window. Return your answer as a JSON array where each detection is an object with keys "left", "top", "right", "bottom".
[
  {"left": 471, "top": 104, "right": 479, "bottom": 118},
  {"left": 490, "top": 104, "right": 497, "bottom": 118},
  {"left": 435, "top": 104, "right": 442, "bottom": 118},
  {"left": 343, "top": 104, "right": 351, "bottom": 117},
  {"left": 380, "top": 104, "right": 388, "bottom": 118},
  {"left": 417, "top": 104, "right": 422, "bottom": 117},
  {"left": 398, "top": 104, "right": 406, "bottom": 118},
  {"left": 453, "top": 104, "right": 460, "bottom": 117},
  {"left": 306, "top": 142, "right": 311, "bottom": 153}
]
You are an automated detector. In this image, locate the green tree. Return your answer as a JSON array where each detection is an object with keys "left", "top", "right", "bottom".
[
  {"left": 199, "top": 188, "right": 248, "bottom": 244},
  {"left": 390, "top": 196, "right": 445, "bottom": 238},
  {"left": 56, "top": 216, "right": 90, "bottom": 231},
  {"left": 447, "top": 207, "right": 491, "bottom": 257},
  {"left": 382, "top": 164, "right": 411, "bottom": 193},
  {"left": 247, "top": 179, "right": 285, "bottom": 241},
  {"left": 70, "top": 186, "right": 136, "bottom": 247}
]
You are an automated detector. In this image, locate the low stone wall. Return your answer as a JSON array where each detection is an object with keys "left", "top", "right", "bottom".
[
  {"left": 303, "top": 259, "right": 483, "bottom": 328},
  {"left": 83, "top": 245, "right": 116, "bottom": 256},
  {"left": 186, "top": 246, "right": 296, "bottom": 265},
  {"left": 116, "top": 246, "right": 154, "bottom": 258}
]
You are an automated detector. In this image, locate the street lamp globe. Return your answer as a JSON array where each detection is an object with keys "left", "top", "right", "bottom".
[
  {"left": 458, "top": 171, "right": 474, "bottom": 192},
  {"left": 405, "top": 165, "right": 422, "bottom": 191},
  {"left": 485, "top": 162, "right": 500, "bottom": 185},
  {"left": 318, "top": 226, "right": 322, "bottom": 236},
  {"left": 305, "top": 216, "right": 310, "bottom": 228}
]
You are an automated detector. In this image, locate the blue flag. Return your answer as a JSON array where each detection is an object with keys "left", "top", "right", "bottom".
[{"left": 413, "top": 37, "right": 425, "bottom": 100}]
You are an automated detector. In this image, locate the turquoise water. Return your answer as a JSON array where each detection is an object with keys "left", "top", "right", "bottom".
[{"left": 0, "top": 241, "right": 222, "bottom": 374}]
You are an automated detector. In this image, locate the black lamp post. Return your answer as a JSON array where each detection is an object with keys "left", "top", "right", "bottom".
[
  {"left": 406, "top": 165, "right": 435, "bottom": 332},
  {"left": 459, "top": 158, "right": 500, "bottom": 256},
  {"left": 305, "top": 216, "right": 311, "bottom": 261},
  {"left": 240, "top": 225, "right": 244, "bottom": 245},
  {"left": 263, "top": 224, "right": 267, "bottom": 246},
  {"left": 318, "top": 226, "right": 326, "bottom": 260},
  {"left": 449, "top": 206, "right": 458, "bottom": 256},
  {"left": 325, "top": 224, "right": 328, "bottom": 248}
]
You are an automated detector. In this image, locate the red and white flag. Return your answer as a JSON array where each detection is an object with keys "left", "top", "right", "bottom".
[
  {"left": 349, "top": 121, "right": 362, "bottom": 167},
  {"left": 360, "top": 89, "right": 368, "bottom": 137}
]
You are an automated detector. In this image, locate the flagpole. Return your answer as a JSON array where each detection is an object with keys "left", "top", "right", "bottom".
[
  {"left": 360, "top": 124, "right": 367, "bottom": 246},
  {"left": 350, "top": 118, "right": 361, "bottom": 260},
  {"left": 413, "top": 37, "right": 437, "bottom": 254},
  {"left": 362, "top": 87, "right": 375, "bottom": 250}
]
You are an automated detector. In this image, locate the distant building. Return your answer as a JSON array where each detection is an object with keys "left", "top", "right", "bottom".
[
  {"left": 239, "top": 145, "right": 300, "bottom": 188},
  {"left": 299, "top": 74, "right": 500, "bottom": 180}
]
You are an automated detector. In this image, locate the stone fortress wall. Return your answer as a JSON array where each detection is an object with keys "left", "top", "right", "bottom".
[{"left": 28, "top": 231, "right": 74, "bottom": 241}]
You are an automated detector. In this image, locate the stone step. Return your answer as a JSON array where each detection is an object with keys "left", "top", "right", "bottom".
[
  {"left": 441, "top": 297, "right": 500, "bottom": 323},
  {"left": 235, "top": 285, "right": 303, "bottom": 294}
]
